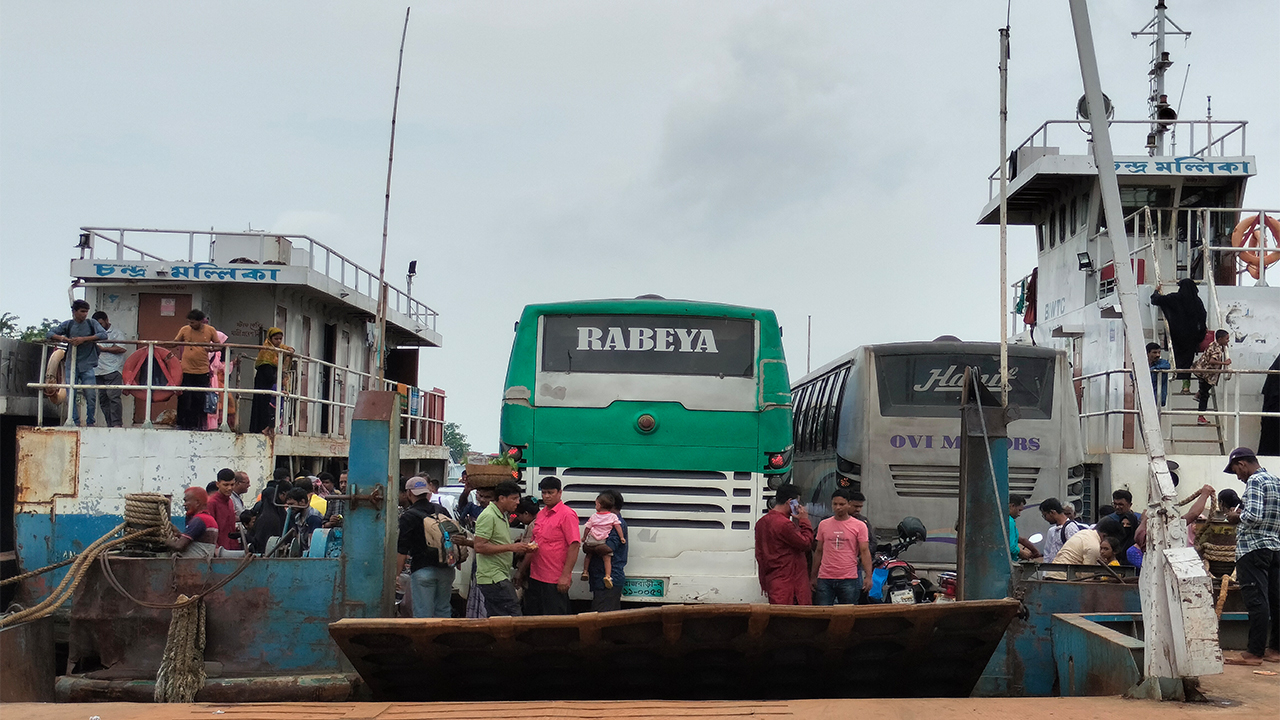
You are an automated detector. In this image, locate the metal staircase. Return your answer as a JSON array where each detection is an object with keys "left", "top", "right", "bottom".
[{"left": 1164, "top": 386, "right": 1227, "bottom": 454}]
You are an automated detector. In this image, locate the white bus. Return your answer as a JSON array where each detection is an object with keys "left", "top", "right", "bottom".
[{"left": 789, "top": 340, "right": 1084, "bottom": 569}]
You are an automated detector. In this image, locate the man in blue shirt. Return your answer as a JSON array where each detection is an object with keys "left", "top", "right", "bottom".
[
  {"left": 585, "top": 489, "right": 628, "bottom": 611},
  {"left": 46, "top": 299, "right": 108, "bottom": 426},
  {"left": 1224, "top": 447, "right": 1280, "bottom": 666}
]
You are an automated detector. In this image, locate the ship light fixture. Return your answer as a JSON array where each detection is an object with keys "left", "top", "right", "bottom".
[{"left": 1077, "top": 252, "right": 1094, "bottom": 272}]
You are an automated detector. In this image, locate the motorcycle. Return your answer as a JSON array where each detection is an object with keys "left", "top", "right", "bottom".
[{"left": 870, "top": 516, "right": 935, "bottom": 604}]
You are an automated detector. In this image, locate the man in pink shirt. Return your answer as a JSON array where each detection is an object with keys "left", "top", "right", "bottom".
[
  {"left": 526, "top": 476, "right": 581, "bottom": 615},
  {"left": 811, "top": 488, "right": 872, "bottom": 605}
]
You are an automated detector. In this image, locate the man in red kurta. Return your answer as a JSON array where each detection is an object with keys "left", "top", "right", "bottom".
[
  {"left": 755, "top": 484, "right": 815, "bottom": 605},
  {"left": 206, "top": 468, "right": 242, "bottom": 551}
]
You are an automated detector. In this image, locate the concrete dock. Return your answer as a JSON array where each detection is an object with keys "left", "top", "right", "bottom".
[{"left": 8, "top": 663, "right": 1276, "bottom": 720}]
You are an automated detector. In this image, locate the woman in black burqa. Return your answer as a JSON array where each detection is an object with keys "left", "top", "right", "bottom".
[
  {"left": 1150, "top": 279, "right": 1207, "bottom": 394},
  {"left": 1260, "top": 352, "right": 1280, "bottom": 456}
]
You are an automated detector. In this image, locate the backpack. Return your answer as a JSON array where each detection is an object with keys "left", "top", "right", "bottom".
[
  {"left": 413, "top": 505, "right": 466, "bottom": 567},
  {"left": 1059, "top": 520, "right": 1088, "bottom": 544}
]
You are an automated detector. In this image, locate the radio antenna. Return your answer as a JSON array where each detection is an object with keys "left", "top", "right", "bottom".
[{"left": 375, "top": 7, "right": 411, "bottom": 386}]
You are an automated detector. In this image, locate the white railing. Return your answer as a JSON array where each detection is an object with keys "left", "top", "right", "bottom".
[
  {"left": 77, "top": 227, "right": 438, "bottom": 332},
  {"left": 27, "top": 339, "right": 445, "bottom": 446},
  {"left": 1076, "top": 366, "right": 1280, "bottom": 451},
  {"left": 988, "top": 118, "right": 1249, "bottom": 198}
]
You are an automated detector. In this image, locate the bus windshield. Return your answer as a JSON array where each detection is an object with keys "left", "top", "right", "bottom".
[
  {"left": 875, "top": 352, "right": 1055, "bottom": 419},
  {"left": 541, "top": 314, "right": 755, "bottom": 377}
]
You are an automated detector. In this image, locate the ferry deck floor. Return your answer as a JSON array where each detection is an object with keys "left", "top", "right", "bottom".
[{"left": 8, "top": 664, "right": 1277, "bottom": 720}]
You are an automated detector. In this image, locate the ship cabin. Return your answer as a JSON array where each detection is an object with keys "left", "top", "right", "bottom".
[
  {"left": 979, "top": 114, "right": 1279, "bottom": 502},
  {"left": 6, "top": 228, "right": 449, "bottom": 583}
]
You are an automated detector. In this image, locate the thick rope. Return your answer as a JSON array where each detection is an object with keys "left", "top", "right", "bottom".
[
  {"left": 153, "top": 594, "right": 206, "bottom": 703},
  {"left": 0, "top": 494, "right": 173, "bottom": 627}
]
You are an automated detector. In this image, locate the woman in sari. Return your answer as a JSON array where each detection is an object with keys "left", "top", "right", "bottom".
[{"left": 249, "top": 327, "right": 292, "bottom": 434}]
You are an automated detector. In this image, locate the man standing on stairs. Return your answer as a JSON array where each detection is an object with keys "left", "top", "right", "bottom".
[
  {"left": 1151, "top": 279, "right": 1207, "bottom": 395},
  {"left": 1193, "top": 330, "right": 1232, "bottom": 426}
]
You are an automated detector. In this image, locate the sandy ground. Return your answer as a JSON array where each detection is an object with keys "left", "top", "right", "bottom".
[{"left": 5, "top": 664, "right": 1277, "bottom": 720}]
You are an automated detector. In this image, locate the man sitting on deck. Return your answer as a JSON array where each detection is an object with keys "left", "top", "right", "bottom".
[
  {"left": 755, "top": 484, "right": 814, "bottom": 605},
  {"left": 165, "top": 487, "right": 219, "bottom": 558}
]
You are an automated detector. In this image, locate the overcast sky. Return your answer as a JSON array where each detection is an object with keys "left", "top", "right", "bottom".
[{"left": 2, "top": 1, "right": 1276, "bottom": 453}]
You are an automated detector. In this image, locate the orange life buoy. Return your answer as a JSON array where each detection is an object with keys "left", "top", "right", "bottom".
[
  {"left": 1230, "top": 213, "right": 1280, "bottom": 280},
  {"left": 122, "top": 346, "right": 183, "bottom": 401},
  {"left": 44, "top": 348, "right": 67, "bottom": 405}
]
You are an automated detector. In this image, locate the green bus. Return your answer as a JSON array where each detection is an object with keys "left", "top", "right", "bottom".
[{"left": 500, "top": 297, "right": 793, "bottom": 603}]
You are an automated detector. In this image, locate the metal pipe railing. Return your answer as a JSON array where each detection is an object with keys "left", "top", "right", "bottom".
[
  {"left": 77, "top": 227, "right": 440, "bottom": 332},
  {"left": 27, "top": 339, "right": 445, "bottom": 441},
  {"left": 1077, "top": 366, "right": 1280, "bottom": 452}
]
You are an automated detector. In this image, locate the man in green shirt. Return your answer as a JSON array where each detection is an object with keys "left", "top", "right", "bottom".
[{"left": 474, "top": 481, "right": 535, "bottom": 616}]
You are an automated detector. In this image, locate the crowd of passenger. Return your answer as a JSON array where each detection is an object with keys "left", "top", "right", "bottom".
[
  {"left": 394, "top": 473, "right": 626, "bottom": 619},
  {"left": 43, "top": 300, "right": 294, "bottom": 433}
]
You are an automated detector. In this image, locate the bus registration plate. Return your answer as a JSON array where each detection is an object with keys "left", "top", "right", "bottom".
[
  {"left": 889, "top": 588, "right": 915, "bottom": 604},
  {"left": 622, "top": 577, "right": 667, "bottom": 598}
]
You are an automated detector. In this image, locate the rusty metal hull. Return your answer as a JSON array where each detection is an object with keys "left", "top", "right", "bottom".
[
  {"left": 0, "top": 617, "right": 56, "bottom": 702},
  {"left": 330, "top": 599, "right": 1020, "bottom": 701}
]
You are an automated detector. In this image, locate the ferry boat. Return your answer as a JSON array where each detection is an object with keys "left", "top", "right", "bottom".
[
  {"left": 3, "top": 227, "right": 449, "bottom": 595},
  {"left": 977, "top": 2, "right": 1279, "bottom": 511}
]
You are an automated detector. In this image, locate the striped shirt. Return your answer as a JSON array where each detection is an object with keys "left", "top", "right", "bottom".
[{"left": 1237, "top": 467, "right": 1280, "bottom": 559}]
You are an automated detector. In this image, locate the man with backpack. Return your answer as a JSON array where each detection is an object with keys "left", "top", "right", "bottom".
[
  {"left": 397, "top": 476, "right": 461, "bottom": 618},
  {"left": 1039, "top": 497, "right": 1086, "bottom": 562}
]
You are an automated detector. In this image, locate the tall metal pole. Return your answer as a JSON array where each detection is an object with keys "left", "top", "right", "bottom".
[
  {"left": 375, "top": 8, "right": 411, "bottom": 386},
  {"left": 998, "top": 25, "right": 1011, "bottom": 407},
  {"left": 806, "top": 315, "right": 812, "bottom": 375},
  {"left": 1068, "top": 0, "right": 1221, "bottom": 692}
]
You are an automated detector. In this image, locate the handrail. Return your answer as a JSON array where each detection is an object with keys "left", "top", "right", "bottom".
[
  {"left": 27, "top": 338, "right": 445, "bottom": 444},
  {"left": 76, "top": 227, "right": 439, "bottom": 332},
  {"left": 1077, "top": 366, "right": 1280, "bottom": 452},
  {"left": 987, "top": 118, "right": 1250, "bottom": 193}
]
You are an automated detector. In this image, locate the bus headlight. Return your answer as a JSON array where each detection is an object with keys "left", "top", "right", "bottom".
[
  {"left": 636, "top": 413, "right": 657, "bottom": 433},
  {"left": 766, "top": 470, "right": 791, "bottom": 490},
  {"left": 505, "top": 446, "right": 523, "bottom": 463}
]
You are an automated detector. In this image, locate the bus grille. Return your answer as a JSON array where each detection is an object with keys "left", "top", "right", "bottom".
[
  {"left": 557, "top": 467, "right": 755, "bottom": 530},
  {"left": 889, "top": 464, "right": 1040, "bottom": 499}
]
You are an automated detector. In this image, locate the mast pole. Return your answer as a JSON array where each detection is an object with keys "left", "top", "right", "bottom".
[
  {"left": 1153, "top": 1, "right": 1167, "bottom": 154},
  {"left": 375, "top": 7, "right": 411, "bottom": 386},
  {"left": 1068, "top": 0, "right": 1222, "bottom": 692},
  {"left": 998, "top": 24, "right": 1010, "bottom": 407},
  {"left": 806, "top": 315, "right": 812, "bottom": 375}
]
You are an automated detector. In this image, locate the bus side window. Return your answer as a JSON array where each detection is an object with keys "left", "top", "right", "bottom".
[
  {"left": 813, "top": 376, "right": 832, "bottom": 452},
  {"left": 825, "top": 368, "right": 849, "bottom": 450},
  {"left": 808, "top": 376, "right": 830, "bottom": 454},
  {"left": 792, "top": 384, "right": 811, "bottom": 453}
]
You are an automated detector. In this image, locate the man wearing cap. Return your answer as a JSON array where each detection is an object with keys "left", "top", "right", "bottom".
[
  {"left": 396, "top": 476, "right": 456, "bottom": 618},
  {"left": 1224, "top": 447, "right": 1280, "bottom": 665},
  {"left": 524, "top": 476, "right": 581, "bottom": 615}
]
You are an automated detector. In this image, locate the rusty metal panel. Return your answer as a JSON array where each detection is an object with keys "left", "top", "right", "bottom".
[
  {"left": 15, "top": 428, "right": 78, "bottom": 505},
  {"left": 1050, "top": 614, "right": 1143, "bottom": 696},
  {"left": 69, "top": 556, "right": 344, "bottom": 679},
  {"left": 0, "top": 617, "right": 56, "bottom": 702},
  {"left": 331, "top": 600, "right": 1020, "bottom": 701}
]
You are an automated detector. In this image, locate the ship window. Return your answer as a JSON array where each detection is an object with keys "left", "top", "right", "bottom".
[
  {"left": 1077, "top": 194, "right": 1089, "bottom": 232},
  {"left": 1058, "top": 205, "right": 1067, "bottom": 245},
  {"left": 1037, "top": 223, "right": 1046, "bottom": 253},
  {"left": 1070, "top": 198, "right": 1078, "bottom": 235},
  {"left": 1048, "top": 214, "right": 1056, "bottom": 248}
]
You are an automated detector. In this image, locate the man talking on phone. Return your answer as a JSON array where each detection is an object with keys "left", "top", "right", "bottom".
[{"left": 754, "top": 484, "right": 815, "bottom": 605}]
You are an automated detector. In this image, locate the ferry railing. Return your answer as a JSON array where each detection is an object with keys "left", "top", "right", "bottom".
[
  {"left": 26, "top": 339, "right": 445, "bottom": 445},
  {"left": 987, "top": 118, "right": 1248, "bottom": 198},
  {"left": 77, "top": 227, "right": 439, "bottom": 332},
  {"left": 1076, "top": 366, "right": 1280, "bottom": 452}
]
